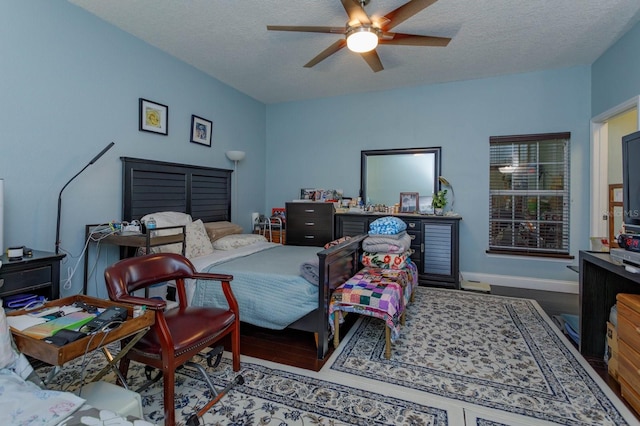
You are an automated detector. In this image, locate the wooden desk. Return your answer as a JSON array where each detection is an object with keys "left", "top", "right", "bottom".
[
  {"left": 579, "top": 251, "right": 640, "bottom": 359},
  {"left": 9, "top": 295, "right": 153, "bottom": 369}
]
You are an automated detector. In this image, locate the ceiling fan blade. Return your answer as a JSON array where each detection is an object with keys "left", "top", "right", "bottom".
[
  {"left": 379, "top": 33, "right": 450, "bottom": 47},
  {"left": 341, "top": 0, "right": 371, "bottom": 25},
  {"left": 267, "top": 25, "right": 346, "bottom": 34},
  {"left": 304, "top": 39, "right": 347, "bottom": 68},
  {"left": 360, "top": 49, "right": 384, "bottom": 72},
  {"left": 383, "top": 0, "right": 438, "bottom": 31}
]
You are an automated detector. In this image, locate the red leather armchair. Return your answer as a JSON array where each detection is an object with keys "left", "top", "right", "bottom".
[{"left": 104, "top": 253, "right": 240, "bottom": 426}]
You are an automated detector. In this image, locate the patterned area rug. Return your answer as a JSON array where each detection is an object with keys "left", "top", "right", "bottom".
[
  {"left": 42, "top": 346, "right": 459, "bottom": 425},
  {"left": 40, "top": 287, "right": 637, "bottom": 425},
  {"left": 327, "top": 287, "right": 636, "bottom": 425}
]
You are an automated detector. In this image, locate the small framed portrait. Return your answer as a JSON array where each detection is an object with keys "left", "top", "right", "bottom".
[
  {"left": 419, "top": 195, "right": 434, "bottom": 214},
  {"left": 190, "top": 115, "right": 213, "bottom": 147},
  {"left": 400, "top": 192, "right": 419, "bottom": 213},
  {"left": 139, "top": 98, "right": 168, "bottom": 135}
]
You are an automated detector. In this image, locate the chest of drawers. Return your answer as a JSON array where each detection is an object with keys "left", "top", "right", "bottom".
[
  {"left": 616, "top": 293, "right": 640, "bottom": 415},
  {"left": 286, "top": 202, "right": 335, "bottom": 247}
]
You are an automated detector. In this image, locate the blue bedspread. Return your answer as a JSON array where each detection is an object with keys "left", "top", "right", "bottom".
[{"left": 190, "top": 245, "right": 322, "bottom": 330}]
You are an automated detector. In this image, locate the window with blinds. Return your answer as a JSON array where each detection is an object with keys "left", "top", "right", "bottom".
[{"left": 488, "top": 132, "right": 571, "bottom": 257}]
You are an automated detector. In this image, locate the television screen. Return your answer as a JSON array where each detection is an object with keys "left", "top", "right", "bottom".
[{"left": 623, "top": 130, "right": 640, "bottom": 234}]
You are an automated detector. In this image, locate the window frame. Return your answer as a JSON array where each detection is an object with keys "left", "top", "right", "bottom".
[{"left": 488, "top": 132, "right": 572, "bottom": 259}]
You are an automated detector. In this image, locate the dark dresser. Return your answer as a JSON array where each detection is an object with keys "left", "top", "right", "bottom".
[
  {"left": 335, "top": 213, "right": 461, "bottom": 289},
  {"left": 0, "top": 250, "right": 65, "bottom": 305},
  {"left": 286, "top": 202, "right": 335, "bottom": 247}
]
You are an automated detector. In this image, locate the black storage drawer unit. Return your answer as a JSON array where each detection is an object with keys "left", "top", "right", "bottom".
[
  {"left": 0, "top": 250, "right": 65, "bottom": 305},
  {"left": 286, "top": 202, "right": 335, "bottom": 247}
]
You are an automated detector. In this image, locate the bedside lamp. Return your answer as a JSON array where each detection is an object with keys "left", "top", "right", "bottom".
[
  {"left": 438, "top": 176, "right": 455, "bottom": 212},
  {"left": 226, "top": 151, "right": 245, "bottom": 224},
  {"left": 225, "top": 150, "right": 246, "bottom": 166}
]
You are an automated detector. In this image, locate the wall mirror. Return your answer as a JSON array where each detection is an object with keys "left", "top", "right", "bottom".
[{"left": 361, "top": 147, "right": 441, "bottom": 207}]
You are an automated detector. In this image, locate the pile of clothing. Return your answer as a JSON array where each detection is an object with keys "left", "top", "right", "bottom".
[{"left": 361, "top": 216, "right": 413, "bottom": 270}]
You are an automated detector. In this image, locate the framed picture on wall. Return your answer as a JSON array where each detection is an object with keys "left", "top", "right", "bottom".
[
  {"left": 139, "top": 98, "right": 168, "bottom": 135},
  {"left": 400, "top": 192, "right": 419, "bottom": 213},
  {"left": 190, "top": 115, "right": 212, "bottom": 147}
]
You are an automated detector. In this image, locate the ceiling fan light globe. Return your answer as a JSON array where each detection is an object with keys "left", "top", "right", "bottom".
[{"left": 346, "top": 27, "right": 378, "bottom": 53}]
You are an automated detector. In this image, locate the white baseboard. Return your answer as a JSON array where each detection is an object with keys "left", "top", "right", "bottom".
[{"left": 460, "top": 271, "right": 579, "bottom": 294}]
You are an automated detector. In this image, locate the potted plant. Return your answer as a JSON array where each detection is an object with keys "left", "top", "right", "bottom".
[{"left": 432, "top": 189, "right": 448, "bottom": 215}]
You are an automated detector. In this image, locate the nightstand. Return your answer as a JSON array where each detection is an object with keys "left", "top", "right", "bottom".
[{"left": 0, "top": 250, "right": 65, "bottom": 304}]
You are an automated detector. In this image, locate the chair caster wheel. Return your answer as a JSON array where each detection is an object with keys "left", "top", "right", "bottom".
[
  {"left": 206, "top": 345, "right": 224, "bottom": 368},
  {"left": 185, "top": 414, "right": 200, "bottom": 426}
]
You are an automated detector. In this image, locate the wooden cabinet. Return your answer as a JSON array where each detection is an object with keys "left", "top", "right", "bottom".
[
  {"left": 578, "top": 251, "right": 640, "bottom": 359},
  {"left": 335, "top": 213, "right": 461, "bottom": 289},
  {"left": 286, "top": 202, "right": 335, "bottom": 247},
  {"left": 616, "top": 293, "right": 640, "bottom": 415},
  {"left": 0, "top": 250, "right": 65, "bottom": 305}
]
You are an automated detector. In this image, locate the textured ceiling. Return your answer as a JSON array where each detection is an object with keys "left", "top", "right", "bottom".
[{"left": 68, "top": 0, "right": 640, "bottom": 104}]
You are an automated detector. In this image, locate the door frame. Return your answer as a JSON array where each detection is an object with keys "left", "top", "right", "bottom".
[{"left": 590, "top": 96, "right": 640, "bottom": 238}]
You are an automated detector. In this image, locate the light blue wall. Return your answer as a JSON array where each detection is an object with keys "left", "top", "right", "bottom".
[
  {"left": 592, "top": 21, "right": 640, "bottom": 117},
  {"left": 6, "top": 0, "right": 634, "bottom": 295},
  {"left": 266, "top": 67, "right": 592, "bottom": 282},
  {"left": 0, "top": 1, "right": 265, "bottom": 297}
]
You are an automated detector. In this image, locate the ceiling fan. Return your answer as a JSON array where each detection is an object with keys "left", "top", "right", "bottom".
[{"left": 267, "top": 0, "right": 451, "bottom": 72}]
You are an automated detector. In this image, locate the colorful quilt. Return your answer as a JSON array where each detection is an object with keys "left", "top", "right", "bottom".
[{"left": 329, "top": 261, "right": 418, "bottom": 341}]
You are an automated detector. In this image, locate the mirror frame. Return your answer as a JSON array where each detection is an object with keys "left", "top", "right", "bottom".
[{"left": 360, "top": 147, "right": 442, "bottom": 207}]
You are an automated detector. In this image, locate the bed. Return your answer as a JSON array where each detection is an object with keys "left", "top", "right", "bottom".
[{"left": 120, "top": 157, "right": 364, "bottom": 359}]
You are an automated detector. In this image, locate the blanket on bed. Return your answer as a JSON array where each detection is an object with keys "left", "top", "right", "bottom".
[{"left": 190, "top": 245, "right": 322, "bottom": 330}]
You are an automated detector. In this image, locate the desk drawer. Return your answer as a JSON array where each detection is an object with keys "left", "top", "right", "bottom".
[{"left": 0, "top": 266, "right": 53, "bottom": 296}]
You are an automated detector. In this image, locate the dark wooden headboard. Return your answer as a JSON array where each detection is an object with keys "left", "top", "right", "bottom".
[{"left": 121, "top": 157, "right": 232, "bottom": 222}]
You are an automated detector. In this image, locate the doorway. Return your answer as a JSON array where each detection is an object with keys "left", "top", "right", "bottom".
[{"left": 590, "top": 98, "right": 639, "bottom": 242}]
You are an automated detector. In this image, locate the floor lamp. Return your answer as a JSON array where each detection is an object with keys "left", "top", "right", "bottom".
[
  {"left": 56, "top": 142, "right": 115, "bottom": 254},
  {"left": 226, "top": 150, "right": 245, "bottom": 223}
]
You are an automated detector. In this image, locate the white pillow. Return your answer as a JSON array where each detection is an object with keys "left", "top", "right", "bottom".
[
  {"left": 186, "top": 219, "right": 215, "bottom": 258},
  {"left": 212, "top": 234, "right": 268, "bottom": 251},
  {"left": 141, "top": 211, "right": 192, "bottom": 228}
]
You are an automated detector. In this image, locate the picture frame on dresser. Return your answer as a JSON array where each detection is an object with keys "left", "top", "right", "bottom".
[
  {"left": 419, "top": 195, "right": 434, "bottom": 214},
  {"left": 138, "top": 98, "right": 168, "bottom": 135},
  {"left": 190, "top": 114, "right": 212, "bottom": 147},
  {"left": 400, "top": 192, "right": 419, "bottom": 213}
]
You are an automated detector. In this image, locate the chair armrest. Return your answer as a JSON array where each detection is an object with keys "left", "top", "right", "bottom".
[
  {"left": 110, "top": 294, "right": 167, "bottom": 310},
  {"left": 192, "top": 272, "right": 233, "bottom": 282}
]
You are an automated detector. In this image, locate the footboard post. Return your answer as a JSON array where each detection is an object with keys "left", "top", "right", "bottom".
[{"left": 316, "top": 234, "right": 366, "bottom": 360}]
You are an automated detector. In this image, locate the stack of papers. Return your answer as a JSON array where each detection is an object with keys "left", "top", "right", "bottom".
[{"left": 19, "top": 312, "right": 96, "bottom": 339}]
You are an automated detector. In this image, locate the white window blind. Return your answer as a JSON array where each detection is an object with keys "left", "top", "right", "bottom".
[{"left": 489, "top": 133, "right": 570, "bottom": 257}]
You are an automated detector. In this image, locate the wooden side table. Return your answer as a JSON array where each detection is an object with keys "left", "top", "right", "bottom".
[
  {"left": 8, "top": 295, "right": 154, "bottom": 385},
  {"left": 83, "top": 224, "right": 185, "bottom": 295}
]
